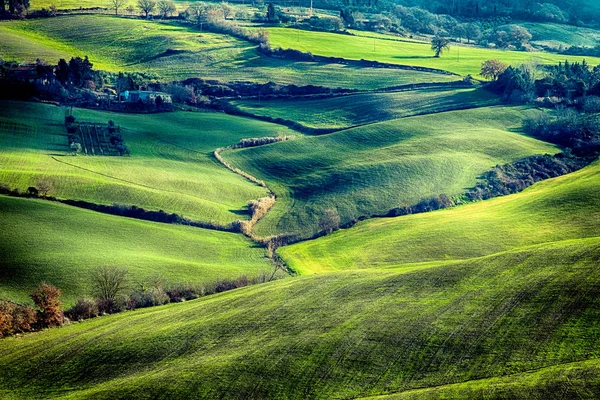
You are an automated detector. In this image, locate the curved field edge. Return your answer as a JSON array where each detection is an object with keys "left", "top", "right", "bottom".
[
  {"left": 0, "top": 195, "right": 274, "bottom": 306},
  {"left": 279, "top": 157, "right": 600, "bottom": 274},
  {"left": 223, "top": 106, "right": 558, "bottom": 239},
  {"left": 0, "top": 236, "right": 599, "bottom": 399}
]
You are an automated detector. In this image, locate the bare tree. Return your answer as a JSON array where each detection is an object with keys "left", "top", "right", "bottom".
[
  {"left": 137, "top": 0, "right": 156, "bottom": 18},
  {"left": 110, "top": 0, "right": 126, "bottom": 15},
  {"left": 91, "top": 266, "right": 128, "bottom": 304},
  {"left": 481, "top": 59, "right": 509, "bottom": 81},
  {"left": 36, "top": 180, "right": 52, "bottom": 197}
]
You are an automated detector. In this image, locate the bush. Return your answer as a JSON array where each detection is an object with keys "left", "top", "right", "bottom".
[
  {"left": 31, "top": 283, "right": 63, "bottom": 328},
  {"left": 66, "top": 298, "right": 99, "bottom": 321},
  {"left": 0, "top": 300, "right": 36, "bottom": 337}
]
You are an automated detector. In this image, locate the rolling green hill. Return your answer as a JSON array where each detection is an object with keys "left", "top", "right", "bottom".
[
  {"left": 231, "top": 87, "right": 498, "bottom": 130},
  {"left": 0, "top": 195, "right": 273, "bottom": 306},
  {"left": 280, "top": 158, "right": 600, "bottom": 274},
  {"left": 224, "top": 106, "right": 557, "bottom": 239},
  {"left": 522, "top": 22, "right": 600, "bottom": 50},
  {"left": 0, "top": 15, "right": 456, "bottom": 89},
  {"left": 266, "top": 27, "right": 600, "bottom": 77},
  {"left": 0, "top": 100, "right": 298, "bottom": 225},
  {"left": 1, "top": 235, "right": 599, "bottom": 399}
]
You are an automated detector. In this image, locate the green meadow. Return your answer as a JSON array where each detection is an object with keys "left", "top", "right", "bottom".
[
  {"left": 224, "top": 106, "right": 557, "bottom": 238},
  {"left": 0, "top": 100, "right": 295, "bottom": 225},
  {"left": 522, "top": 22, "right": 600, "bottom": 50},
  {"left": 0, "top": 15, "right": 455, "bottom": 89},
  {"left": 266, "top": 27, "right": 600, "bottom": 76},
  {"left": 0, "top": 195, "right": 273, "bottom": 306},
  {"left": 1, "top": 235, "right": 599, "bottom": 399},
  {"left": 231, "top": 87, "right": 498, "bottom": 130},
  {"left": 280, "top": 159, "right": 600, "bottom": 274}
]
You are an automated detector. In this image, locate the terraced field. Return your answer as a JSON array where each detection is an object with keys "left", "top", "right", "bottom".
[
  {"left": 266, "top": 27, "right": 600, "bottom": 77},
  {"left": 1, "top": 234, "right": 599, "bottom": 399},
  {"left": 0, "top": 100, "right": 294, "bottom": 225},
  {"left": 0, "top": 195, "right": 273, "bottom": 306},
  {"left": 280, "top": 159, "right": 600, "bottom": 274},
  {"left": 224, "top": 106, "right": 557, "bottom": 239},
  {"left": 231, "top": 87, "right": 498, "bottom": 130},
  {"left": 0, "top": 15, "right": 456, "bottom": 88}
]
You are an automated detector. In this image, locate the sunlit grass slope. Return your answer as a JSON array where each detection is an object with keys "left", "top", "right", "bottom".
[
  {"left": 0, "top": 100, "right": 298, "bottom": 225},
  {"left": 280, "top": 158, "right": 600, "bottom": 274},
  {"left": 0, "top": 15, "right": 456, "bottom": 88},
  {"left": 522, "top": 22, "right": 600, "bottom": 50},
  {"left": 225, "top": 106, "right": 557, "bottom": 238},
  {"left": 231, "top": 87, "right": 498, "bottom": 129},
  {"left": 266, "top": 27, "right": 600, "bottom": 76},
  {"left": 1, "top": 236, "right": 599, "bottom": 398},
  {"left": 0, "top": 195, "right": 273, "bottom": 306}
]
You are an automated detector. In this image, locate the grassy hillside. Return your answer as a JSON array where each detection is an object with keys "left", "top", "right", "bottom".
[
  {"left": 0, "top": 195, "right": 273, "bottom": 306},
  {"left": 231, "top": 87, "right": 498, "bottom": 130},
  {"left": 522, "top": 22, "right": 600, "bottom": 50},
  {"left": 0, "top": 15, "right": 456, "bottom": 89},
  {"left": 224, "top": 106, "right": 557, "bottom": 238},
  {"left": 280, "top": 158, "right": 600, "bottom": 274},
  {"left": 1, "top": 236, "right": 599, "bottom": 398},
  {"left": 266, "top": 27, "right": 600, "bottom": 76},
  {"left": 0, "top": 100, "right": 299, "bottom": 225}
]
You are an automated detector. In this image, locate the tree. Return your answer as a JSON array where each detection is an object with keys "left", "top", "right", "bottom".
[
  {"left": 157, "top": 0, "right": 175, "bottom": 18},
  {"left": 221, "top": 1, "right": 233, "bottom": 19},
  {"left": 137, "top": 0, "right": 155, "bottom": 17},
  {"left": 481, "top": 59, "right": 509, "bottom": 81},
  {"left": 55, "top": 58, "right": 69, "bottom": 84},
  {"left": 187, "top": 2, "right": 206, "bottom": 25},
  {"left": 31, "top": 283, "right": 63, "bottom": 328},
  {"left": 110, "top": 0, "right": 125, "bottom": 15},
  {"left": 36, "top": 180, "right": 52, "bottom": 197},
  {"left": 266, "top": 2, "right": 276, "bottom": 21},
  {"left": 431, "top": 36, "right": 450, "bottom": 58},
  {"left": 125, "top": 4, "right": 134, "bottom": 14},
  {"left": 91, "top": 266, "right": 128, "bottom": 311},
  {"left": 465, "top": 23, "right": 481, "bottom": 44}
]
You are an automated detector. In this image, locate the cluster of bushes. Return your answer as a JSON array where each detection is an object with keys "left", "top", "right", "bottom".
[
  {"left": 0, "top": 283, "right": 63, "bottom": 338},
  {"left": 492, "top": 60, "right": 600, "bottom": 104},
  {"left": 523, "top": 108, "right": 600, "bottom": 155},
  {"left": 65, "top": 266, "right": 278, "bottom": 322},
  {"left": 465, "top": 152, "right": 589, "bottom": 201},
  {"left": 231, "top": 136, "right": 292, "bottom": 149},
  {"left": 385, "top": 194, "right": 455, "bottom": 217},
  {"left": 235, "top": 196, "right": 276, "bottom": 236}
]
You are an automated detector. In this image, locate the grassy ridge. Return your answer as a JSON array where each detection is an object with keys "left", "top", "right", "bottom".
[
  {"left": 225, "top": 106, "right": 557, "bottom": 238},
  {"left": 0, "top": 195, "right": 273, "bottom": 306},
  {"left": 231, "top": 87, "right": 499, "bottom": 130},
  {"left": 280, "top": 158, "right": 600, "bottom": 274},
  {"left": 0, "top": 100, "right": 296, "bottom": 225},
  {"left": 266, "top": 27, "right": 600, "bottom": 76},
  {"left": 0, "top": 15, "right": 455, "bottom": 89},
  {"left": 1, "top": 236, "right": 599, "bottom": 398}
]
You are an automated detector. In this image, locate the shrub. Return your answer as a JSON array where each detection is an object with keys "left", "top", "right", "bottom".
[
  {"left": 0, "top": 300, "right": 36, "bottom": 337},
  {"left": 66, "top": 298, "right": 99, "bottom": 321},
  {"left": 31, "top": 283, "right": 63, "bottom": 328}
]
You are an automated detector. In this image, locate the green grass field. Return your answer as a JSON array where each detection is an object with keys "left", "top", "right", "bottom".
[
  {"left": 224, "top": 106, "right": 557, "bottom": 238},
  {"left": 0, "top": 15, "right": 456, "bottom": 88},
  {"left": 0, "top": 100, "right": 298, "bottom": 225},
  {"left": 231, "top": 87, "right": 499, "bottom": 130},
  {"left": 0, "top": 195, "right": 273, "bottom": 306},
  {"left": 522, "top": 22, "right": 600, "bottom": 50},
  {"left": 1, "top": 235, "right": 599, "bottom": 399},
  {"left": 280, "top": 158, "right": 600, "bottom": 274},
  {"left": 266, "top": 27, "right": 600, "bottom": 77}
]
